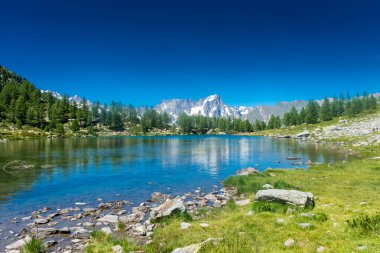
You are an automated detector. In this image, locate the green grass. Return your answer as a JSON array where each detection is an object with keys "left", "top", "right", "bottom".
[
  {"left": 22, "top": 237, "right": 45, "bottom": 253},
  {"left": 347, "top": 214, "right": 380, "bottom": 237},
  {"left": 224, "top": 173, "right": 300, "bottom": 194},
  {"left": 151, "top": 209, "right": 193, "bottom": 224},
  {"left": 252, "top": 202, "right": 305, "bottom": 214},
  {"left": 84, "top": 231, "right": 139, "bottom": 253}
]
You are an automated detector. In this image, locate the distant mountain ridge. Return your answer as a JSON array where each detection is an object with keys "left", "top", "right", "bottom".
[{"left": 154, "top": 94, "right": 309, "bottom": 123}]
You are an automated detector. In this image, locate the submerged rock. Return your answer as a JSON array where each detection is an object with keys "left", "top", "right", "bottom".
[
  {"left": 151, "top": 192, "right": 171, "bottom": 202},
  {"left": 254, "top": 189, "right": 314, "bottom": 207}
]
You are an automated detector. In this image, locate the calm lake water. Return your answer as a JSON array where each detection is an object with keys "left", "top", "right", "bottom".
[{"left": 0, "top": 135, "right": 347, "bottom": 223}]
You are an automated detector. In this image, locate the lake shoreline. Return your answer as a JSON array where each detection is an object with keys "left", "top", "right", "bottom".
[{"left": 2, "top": 173, "right": 243, "bottom": 253}]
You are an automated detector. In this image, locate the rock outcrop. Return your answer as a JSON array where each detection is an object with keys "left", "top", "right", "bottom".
[
  {"left": 150, "top": 197, "right": 186, "bottom": 220},
  {"left": 254, "top": 189, "right": 314, "bottom": 207}
]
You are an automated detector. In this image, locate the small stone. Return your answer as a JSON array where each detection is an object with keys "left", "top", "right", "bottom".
[
  {"left": 357, "top": 245, "right": 367, "bottom": 251},
  {"left": 235, "top": 199, "right": 250, "bottom": 206},
  {"left": 300, "top": 213, "right": 316, "bottom": 218},
  {"left": 298, "top": 223, "right": 313, "bottom": 229},
  {"left": 151, "top": 192, "right": 170, "bottom": 202},
  {"left": 101, "top": 227, "right": 113, "bottom": 235},
  {"left": 98, "top": 214, "right": 119, "bottom": 224},
  {"left": 72, "top": 239, "right": 82, "bottom": 243},
  {"left": 236, "top": 167, "right": 259, "bottom": 176},
  {"left": 83, "top": 208, "right": 97, "bottom": 213},
  {"left": 73, "top": 228, "right": 90, "bottom": 239},
  {"left": 83, "top": 222, "right": 94, "bottom": 227},
  {"left": 181, "top": 222, "right": 191, "bottom": 229},
  {"left": 21, "top": 216, "right": 32, "bottom": 221},
  {"left": 316, "top": 246, "right": 326, "bottom": 252},
  {"left": 59, "top": 227, "right": 71, "bottom": 234},
  {"left": 276, "top": 218, "right": 284, "bottom": 224},
  {"left": 359, "top": 202, "right": 368, "bottom": 206},
  {"left": 34, "top": 218, "right": 49, "bottom": 224},
  {"left": 48, "top": 213, "right": 60, "bottom": 219},
  {"left": 284, "top": 238, "right": 295, "bottom": 247},
  {"left": 199, "top": 223, "right": 209, "bottom": 228},
  {"left": 245, "top": 211, "right": 254, "bottom": 216},
  {"left": 112, "top": 245, "right": 123, "bottom": 253},
  {"left": 262, "top": 184, "right": 273, "bottom": 190},
  {"left": 44, "top": 240, "right": 57, "bottom": 248},
  {"left": 7, "top": 250, "right": 21, "bottom": 253},
  {"left": 117, "top": 210, "right": 128, "bottom": 215}
]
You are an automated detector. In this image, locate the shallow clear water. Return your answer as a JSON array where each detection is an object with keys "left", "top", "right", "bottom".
[{"left": 0, "top": 135, "right": 346, "bottom": 222}]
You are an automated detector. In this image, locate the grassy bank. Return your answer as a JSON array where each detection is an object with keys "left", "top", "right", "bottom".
[{"left": 84, "top": 143, "right": 380, "bottom": 252}]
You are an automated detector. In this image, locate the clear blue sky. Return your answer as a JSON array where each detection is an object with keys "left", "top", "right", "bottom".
[{"left": 1, "top": 0, "right": 379, "bottom": 106}]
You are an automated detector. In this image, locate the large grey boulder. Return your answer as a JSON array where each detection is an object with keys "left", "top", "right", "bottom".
[
  {"left": 296, "top": 131, "right": 310, "bottom": 138},
  {"left": 254, "top": 189, "right": 314, "bottom": 207},
  {"left": 150, "top": 197, "right": 186, "bottom": 220}
]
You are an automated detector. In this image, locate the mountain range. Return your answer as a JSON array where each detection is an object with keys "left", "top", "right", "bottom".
[
  {"left": 154, "top": 94, "right": 309, "bottom": 122},
  {"left": 42, "top": 90, "right": 380, "bottom": 123}
]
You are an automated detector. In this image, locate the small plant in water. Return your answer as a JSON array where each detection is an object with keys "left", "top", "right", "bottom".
[{"left": 22, "top": 236, "right": 45, "bottom": 253}]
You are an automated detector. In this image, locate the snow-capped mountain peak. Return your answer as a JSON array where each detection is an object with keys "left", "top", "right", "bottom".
[{"left": 154, "top": 94, "right": 309, "bottom": 122}]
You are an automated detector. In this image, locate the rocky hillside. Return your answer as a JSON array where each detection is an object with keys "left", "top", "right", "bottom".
[{"left": 310, "top": 113, "right": 380, "bottom": 146}]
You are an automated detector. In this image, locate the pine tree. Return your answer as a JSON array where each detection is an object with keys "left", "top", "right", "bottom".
[
  {"left": 283, "top": 112, "right": 291, "bottom": 127},
  {"left": 15, "top": 96, "right": 26, "bottom": 124},
  {"left": 319, "top": 98, "right": 333, "bottom": 121},
  {"left": 305, "top": 100, "right": 319, "bottom": 124},
  {"left": 299, "top": 107, "right": 307, "bottom": 123},
  {"left": 289, "top": 107, "right": 300, "bottom": 126}
]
